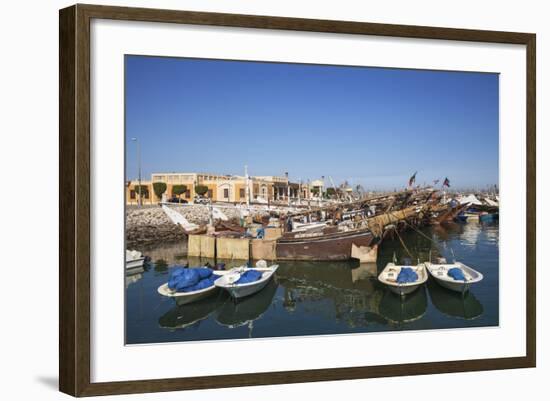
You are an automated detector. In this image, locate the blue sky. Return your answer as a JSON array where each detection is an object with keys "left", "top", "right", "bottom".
[{"left": 125, "top": 55, "right": 499, "bottom": 190}]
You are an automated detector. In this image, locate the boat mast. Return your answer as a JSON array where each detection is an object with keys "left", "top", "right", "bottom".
[
  {"left": 245, "top": 164, "right": 250, "bottom": 208},
  {"left": 329, "top": 176, "right": 341, "bottom": 202}
]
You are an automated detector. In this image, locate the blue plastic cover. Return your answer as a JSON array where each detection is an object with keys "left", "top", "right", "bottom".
[
  {"left": 447, "top": 267, "right": 466, "bottom": 281},
  {"left": 396, "top": 267, "right": 418, "bottom": 284},
  {"left": 196, "top": 268, "right": 213, "bottom": 279},
  {"left": 235, "top": 269, "right": 263, "bottom": 284},
  {"left": 168, "top": 267, "right": 214, "bottom": 292},
  {"left": 182, "top": 275, "right": 219, "bottom": 292}
]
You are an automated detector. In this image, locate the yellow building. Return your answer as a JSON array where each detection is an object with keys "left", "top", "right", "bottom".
[{"left": 125, "top": 172, "right": 310, "bottom": 205}]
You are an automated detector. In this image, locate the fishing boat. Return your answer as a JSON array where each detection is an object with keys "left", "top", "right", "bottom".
[
  {"left": 291, "top": 220, "right": 327, "bottom": 233},
  {"left": 157, "top": 269, "right": 231, "bottom": 305},
  {"left": 431, "top": 203, "right": 468, "bottom": 224},
  {"left": 274, "top": 200, "right": 425, "bottom": 261},
  {"left": 126, "top": 249, "right": 145, "bottom": 270},
  {"left": 215, "top": 261, "right": 278, "bottom": 299},
  {"left": 276, "top": 227, "right": 374, "bottom": 261},
  {"left": 378, "top": 262, "right": 428, "bottom": 296},
  {"left": 454, "top": 212, "right": 468, "bottom": 223},
  {"left": 479, "top": 211, "right": 499, "bottom": 222},
  {"left": 425, "top": 260, "right": 483, "bottom": 293}
]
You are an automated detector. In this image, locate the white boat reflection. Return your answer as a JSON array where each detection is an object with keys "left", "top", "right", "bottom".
[
  {"left": 158, "top": 296, "right": 226, "bottom": 330},
  {"left": 378, "top": 286, "right": 428, "bottom": 325},
  {"left": 427, "top": 280, "right": 483, "bottom": 320},
  {"left": 125, "top": 267, "right": 144, "bottom": 288},
  {"left": 215, "top": 280, "right": 278, "bottom": 330},
  {"left": 351, "top": 262, "right": 378, "bottom": 282}
]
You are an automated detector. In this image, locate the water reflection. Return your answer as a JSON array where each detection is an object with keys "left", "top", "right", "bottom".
[
  {"left": 427, "top": 280, "right": 483, "bottom": 320},
  {"left": 153, "top": 259, "right": 169, "bottom": 274},
  {"left": 379, "top": 287, "right": 428, "bottom": 325},
  {"left": 351, "top": 263, "right": 378, "bottom": 282},
  {"left": 125, "top": 270, "right": 143, "bottom": 288},
  {"left": 276, "top": 260, "right": 384, "bottom": 328},
  {"left": 159, "top": 295, "right": 226, "bottom": 330},
  {"left": 216, "top": 280, "right": 278, "bottom": 331},
  {"left": 126, "top": 220, "right": 498, "bottom": 343}
]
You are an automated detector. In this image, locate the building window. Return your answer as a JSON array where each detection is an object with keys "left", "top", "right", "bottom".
[
  {"left": 224, "top": 188, "right": 229, "bottom": 199},
  {"left": 185, "top": 190, "right": 191, "bottom": 199},
  {"left": 130, "top": 190, "right": 136, "bottom": 200},
  {"left": 239, "top": 188, "right": 245, "bottom": 198},
  {"left": 207, "top": 189, "right": 213, "bottom": 198}
]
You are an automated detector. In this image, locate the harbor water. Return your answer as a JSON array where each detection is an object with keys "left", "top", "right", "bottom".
[{"left": 126, "top": 220, "right": 499, "bottom": 344}]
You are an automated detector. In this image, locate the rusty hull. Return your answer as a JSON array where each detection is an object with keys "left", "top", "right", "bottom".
[{"left": 276, "top": 228, "right": 374, "bottom": 261}]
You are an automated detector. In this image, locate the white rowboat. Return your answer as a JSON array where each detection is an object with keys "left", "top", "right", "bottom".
[
  {"left": 157, "top": 270, "right": 230, "bottom": 305},
  {"left": 425, "top": 261, "right": 483, "bottom": 293},
  {"left": 215, "top": 263, "right": 278, "bottom": 299},
  {"left": 378, "top": 262, "right": 428, "bottom": 296},
  {"left": 126, "top": 249, "right": 145, "bottom": 270}
]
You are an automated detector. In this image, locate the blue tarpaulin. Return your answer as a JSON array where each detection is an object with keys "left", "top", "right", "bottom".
[
  {"left": 183, "top": 275, "right": 221, "bottom": 292},
  {"left": 168, "top": 267, "right": 215, "bottom": 292},
  {"left": 396, "top": 267, "right": 418, "bottom": 284},
  {"left": 447, "top": 267, "right": 466, "bottom": 281},
  {"left": 235, "top": 269, "right": 263, "bottom": 284}
]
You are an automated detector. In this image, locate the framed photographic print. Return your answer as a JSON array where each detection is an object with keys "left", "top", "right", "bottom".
[{"left": 59, "top": 4, "right": 536, "bottom": 397}]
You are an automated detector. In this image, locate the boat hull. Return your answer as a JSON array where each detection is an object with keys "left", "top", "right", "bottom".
[
  {"left": 276, "top": 229, "right": 374, "bottom": 261},
  {"left": 454, "top": 214, "right": 468, "bottom": 223},
  {"left": 224, "top": 278, "right": 271, "bottom": 299},
  {"left": 435, "top": 279, "right": 472, "bottom": 293},
  {"left": 215, "top": 266, "right": 278, "bottom": 299},
  {"left": 378, "top": 263, "right": 429, "bottom": 297},
  {"left": 126, "top": 257, "right": 145, "bottom": 270},
  {"left": 425, "top": 262, "right": 483, "bottom": 294},
  {"left": 386, "top": 283, "right": 423, "bottom": 296},
  {"left": 175, "top": 287, "right": 220, "bottom": 305},
  {"left": 479, "top": 213, "right": 498, "bottom": 222},
  {"left": 157, "top": 271, "right": 230, "bottom": 305}
]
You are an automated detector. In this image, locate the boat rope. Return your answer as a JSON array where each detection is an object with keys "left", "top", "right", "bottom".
[
  {"left": 388, "top": 210, "right": 435, "bottom": 244},
  {"left": 393, "top": 227, "right": 414, "bottom": 260},
  {"left": 388, "top": 210, "right": 463, "bottom": 262}
]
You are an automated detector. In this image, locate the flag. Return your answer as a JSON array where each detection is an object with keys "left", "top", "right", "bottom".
[
  {"left": 408, "top": 171, "right": 417, "bottom": 187},
  {"left": 433, "top": 179, "right": 440, "bottom": 185},
  {"left": 443, "top": 177, "right": 450, "bottom": 187}
]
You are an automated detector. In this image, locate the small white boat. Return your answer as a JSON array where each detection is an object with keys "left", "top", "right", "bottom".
[
  {"left": 292, "top": 221, "right": 327, "bottom": 233},
  {"left": 157, "top": 270, "right": 231, "bottom": 305},
  {"left": 425, "top": 261, "right": 483, "bottom": 293},
  {"left": 378, "top": 262, "right": 428, "bottom": 296},
  {"left": 215, "top": 261, "right": 278, "bottom": 299},
  {"left": 126, "top": 249, "right": 145, "bottom": 270}
]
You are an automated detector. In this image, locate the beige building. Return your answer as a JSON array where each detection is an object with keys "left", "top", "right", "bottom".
[{"left": 126, "top": 172, "right": 313, "bottom": 205}]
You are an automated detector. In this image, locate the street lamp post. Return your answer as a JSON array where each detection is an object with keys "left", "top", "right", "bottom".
[
  {"left": 131, "top": 137, "right": 142, "bottom": 207},
  {"left": 285, "top": 172, "right": 290, "bottom": 206}
]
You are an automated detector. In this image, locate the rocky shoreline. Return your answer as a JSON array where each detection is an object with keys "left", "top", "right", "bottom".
[
  {"left": 125, "top": 205, "right": 246, "bottom": 248},
  {"left": 126, "top": 207, "right": 185, "bottom": 248}
]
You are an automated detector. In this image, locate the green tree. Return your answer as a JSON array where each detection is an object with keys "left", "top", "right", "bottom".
[
  {"left": 195, "top": 185, "right": 209, "bottom": 196},
  {"left": 326, "top": 187, "right": 336, "bottom": 197},
  {"left": 172, "top": 184, "right": 187, "bottom": 199},
  {"left": 134, "top": 185, "right": 149, "bottom": 198},
  {"left": 311, "top": 187, "right": 319, "bottom": 196},
  {"left": 152, "top": 182, "right": 167, "bottom": 200}
]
